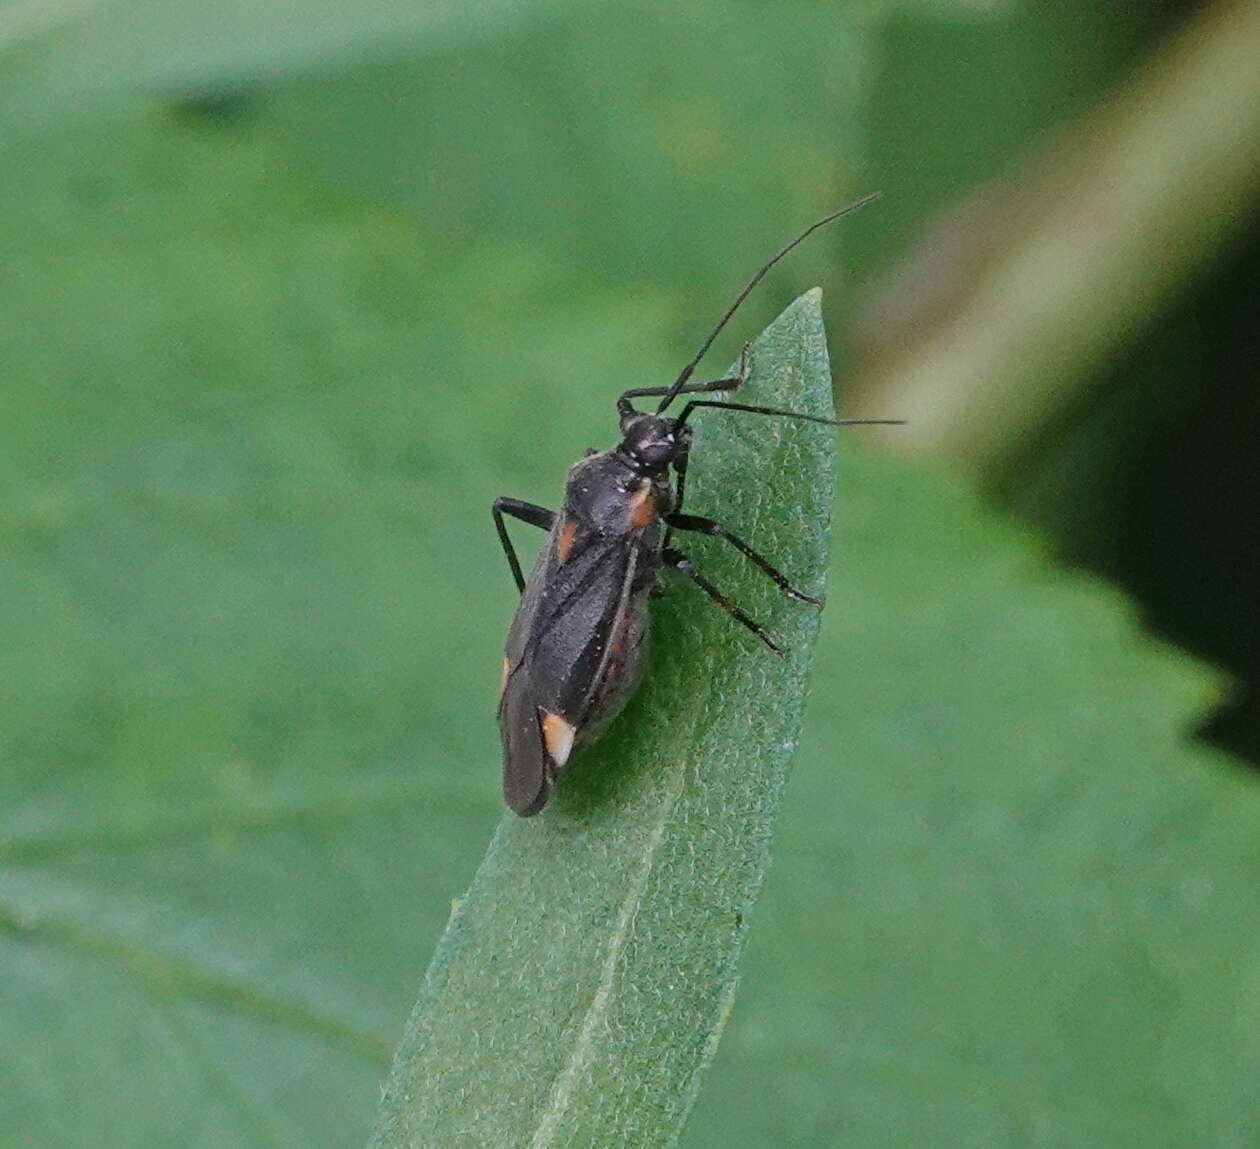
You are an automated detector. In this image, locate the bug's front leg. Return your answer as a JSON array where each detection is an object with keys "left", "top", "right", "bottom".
[
  {"left": 616, "top": 341, "right": 752, "bottom": 412},
  {"left": 663, "top": 547, "right": 784, "bottom": 656},
  {"left": 492, "top": 497, "right": 555, "bottom": 593},
  {"left": 685, "top": 339, "right": 752, "bottom": 403},
  {"left": 660, "top": 432, "right": 691, "bottom": 562},
  {"left": 664, "top": 340, "right": 750, "bottom": 547}
]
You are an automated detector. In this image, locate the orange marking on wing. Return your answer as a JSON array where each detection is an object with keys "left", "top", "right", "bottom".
[
  {"left": 499, "top": 655, "right": 510, "bottom": 699},
  {"left": 541, "top": 711, "right": 577, "bottom": 767},
  {"left": 628, "top": 480, "right": 657, "bottom": 528},
  {"left": 556, "top": 518, "right": 579, "bottom": 562}
]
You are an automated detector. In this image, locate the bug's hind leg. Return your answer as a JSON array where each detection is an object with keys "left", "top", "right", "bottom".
[
  {"left": 663, "top": 547, "right": 784, "bottom": 656},
  {"left": 665, "top": 513, "right": 822, "bottom": 605},
  {"left": 493, "top": 497, "right": 555, "bottom": 593}
]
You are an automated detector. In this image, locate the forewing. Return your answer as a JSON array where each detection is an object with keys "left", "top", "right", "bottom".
[{"left": 499, "top": 518, "right": 639, "bottom": 815}]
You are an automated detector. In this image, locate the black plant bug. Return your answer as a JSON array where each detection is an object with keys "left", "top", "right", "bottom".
[{"left": 494, "top": 195, "right": 901, "bottom": 816}]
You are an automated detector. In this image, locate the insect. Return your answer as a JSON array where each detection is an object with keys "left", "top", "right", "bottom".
[{"left": 494, "top": 196, "right": 899, "bottom": 815}]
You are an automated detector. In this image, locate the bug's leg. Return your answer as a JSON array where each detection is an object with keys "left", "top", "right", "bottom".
[
  {"left": 667, "top": 443, "right": 692, "bottom": 526},
  {"left": 665, "top": 512, "right": 822, "bottom": 605},
  {"left": 659, "top": 343, "right": 750, "bottom": 546},
  {"left": 663, "top": 547, "right": 784, "bottom": 656},
  {"left": 617, "top": 343, "right": 752, "bottom": 411},
  {"left": 493, "top": 497, "right": 556, "bottom": 594}
]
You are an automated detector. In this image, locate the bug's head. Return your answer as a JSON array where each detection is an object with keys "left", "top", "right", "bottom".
[{"left": 615, "top": 409, "right": 686, "bottom": 473}]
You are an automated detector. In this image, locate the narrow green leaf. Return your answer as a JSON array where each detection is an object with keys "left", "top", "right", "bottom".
[{"left": 369, "top": 291, "right": 836, "bottom": 1149}]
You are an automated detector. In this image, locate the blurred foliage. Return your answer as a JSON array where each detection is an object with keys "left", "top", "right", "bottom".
[{"left": 2, "top": 0, "right": 1259, "bottom": 1146}]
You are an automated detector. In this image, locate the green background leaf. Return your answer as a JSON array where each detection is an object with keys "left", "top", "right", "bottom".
[
  {"left": 0, "top": 0, "right": 605, "bottom": 122},
  {"left": 3, "top": 2, "right": 1260, "bottom": 1144}
]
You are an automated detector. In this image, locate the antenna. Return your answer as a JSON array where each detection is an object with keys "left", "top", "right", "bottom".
[{"left": 656, "top": 192, "right": 881, "bottom": 413}]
